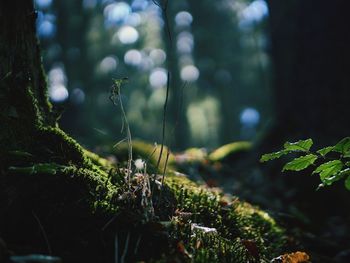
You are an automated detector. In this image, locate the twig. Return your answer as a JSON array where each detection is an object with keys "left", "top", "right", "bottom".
[
  {"left": 134, "top": 235, "right": 142, "bottom": 255},
  {"left": 115, "top": 233, "right": 119, "bottom": 263},
  {"left": 156, "top": 71, "right": 171, "bottom": 170},
  {"left": 102, "top": 212, "right": 121, "bottom": 231},
  {"left": 32, "top": 210, "right": 52, "bottom": 255},
  {"left": 161, "top": 149, "right": 170, "bottom": 188},
  {"left": 158, "top": 149, "right": 170, "bottom": 204},
  {"left": 110, "top": 79, "right": 133, "bottom": 189},
  {"left": 152, "top": 0, "right": 172, "bottom": 44},
  {"left": 113, "top": 137, "right": 127, "bottom": 148},
  {"left": 120, "top": 232, "right": 130, "bottom": 263},
  {"left": 145, "top": 143, "right": 158, "bottom": 166}
]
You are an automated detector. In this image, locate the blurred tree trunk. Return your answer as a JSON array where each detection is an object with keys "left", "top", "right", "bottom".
[
  {"left": 265, "top": 0, "right": 350, "bottom": 148},
  {"left": 160, "top": 0, "right": 189, "bottom": 150},
  {"left": 257, "top": 0, "right": 350, "bottom": 228},
  {"left": 187, "top": 0, "right": 243, "bottom": 145},
  {"left": 54, "top": 0, "right": 93, "bottom": 142}
]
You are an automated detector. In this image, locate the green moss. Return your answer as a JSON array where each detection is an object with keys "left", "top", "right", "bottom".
[
  {"left": 164, "top": 173, "right": 287, "bottom": 262},
  {"left": 83, "top": 149, "right": 114, "bottom": 170},
  {"left": 35, "top": 126, "right": 95, "bottom": 168},
  {"left": 1, "top": 131, "right": 288, "bottom": 262},
  {"left": 209, "top": 141, "right": 252, "bottom": 162},
  {"left": 60, "top": 165, "right": 121, "bottom": 214},
  {"left": 183, "top": 148, "right": 208, "bottom": 163}
]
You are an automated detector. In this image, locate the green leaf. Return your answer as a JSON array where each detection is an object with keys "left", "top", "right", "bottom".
[
  {"left": 322, "top": 176, "right": 341, "bottom": 186},
  {"left": 313, "top": 160, "right": 343, "bottom": 181},
  {"left": 283, "top": 139, "right": 313, "bottom": 152},
  {"left": 282, "top": 154, "right": 318, "bottom": 172},
  {"left": 338, "top": 168, "right": 350, "bottom": 177},
  {"left": 344, "top": 151, "right": 350, "bottom": 158},
  {"left": 260, "top": 150, "right": 288, "bottom": 162},
  {"left": 346, "top": 161, "right": 350, "bottom": 167},
  {"left": 322, "top": 168, "right": 350, "bottom": 186},
  {"left": 345, "top": 176, "right": 350, "bottom": 191},
  {"left": 317, "top": 146, "right": 334, "bottom": 157},
  {"left": 333, "top": 137, "right": 350, "bottom": 154}
]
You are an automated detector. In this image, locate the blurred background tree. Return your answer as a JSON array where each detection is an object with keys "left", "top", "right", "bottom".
[{"left": 35, "top": 0, "right": 271, "bottom": 151}]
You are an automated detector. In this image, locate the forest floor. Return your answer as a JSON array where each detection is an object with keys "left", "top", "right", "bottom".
[{"left": 1, "top": 138, "right": 349, "bottom": 262}]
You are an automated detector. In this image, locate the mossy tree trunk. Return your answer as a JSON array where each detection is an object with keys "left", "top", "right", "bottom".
[
  {"left": 0, "top": 0, "right": 96, "bottom": 168},
  {"left": 0, "top": 2, "right": 116, "bottom": 259},
  {"left": 0, "top": 0, "right": 55, "bottom": 154}
]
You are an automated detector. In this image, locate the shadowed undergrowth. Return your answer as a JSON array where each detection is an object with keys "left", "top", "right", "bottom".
[{"left": 0, "top": 128, "right": 297, "bottom": 263}]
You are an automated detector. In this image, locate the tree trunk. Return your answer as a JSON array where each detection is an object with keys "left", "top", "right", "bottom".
[
  {"left": 265, "top": 0, "right": 350, "bottom": 148},
  {"left": 254, "top": 0, "right": 350, "bottom": 234},
  {"left": 0, "top": 1, "right": 54, "bottom": 152},
  {"left": 0, "top": 1, "right": 116, "bottom": 260},
  {"left": 160, "top": 0, "right": 190, "bottom": 150}
]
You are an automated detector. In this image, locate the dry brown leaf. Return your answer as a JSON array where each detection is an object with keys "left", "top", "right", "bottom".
[{"left": 271, "top": 251, "right": 310, "bottom": 263}]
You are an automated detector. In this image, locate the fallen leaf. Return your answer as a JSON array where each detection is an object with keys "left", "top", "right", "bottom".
[
  {"left": 241, "top": 239, "right": 260, "bottom": 259},
  {"left": 271, "top": 251, "right": 310, "bottom": 263}
]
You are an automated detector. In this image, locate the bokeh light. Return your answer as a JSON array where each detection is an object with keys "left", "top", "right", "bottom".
[
  {"left": 37, "top": 13, "right": 56, "bottom": 39},
  {"left": 50, "top": 85, "right": 69, "bottom": 102},
  {"left": 117, "top": 26, "right": 139, "bottom": 44},
  {"left": 240, "top": 107, "right": 260, "bottom": 126},
  {"left": 104, "top": 2, "right": 131, "bottom": 24},
  {"left": 71, "top": 88, "right": 85, "bottom": 104},
  {"left": 131, "top": 0, "right": 149, "bottom": 11},
  {"left": 35, "top": 0, "right": 52, "bottom": 9},
  {"left": 125, "top": 13, "right": 142, "bottom": 27},
  {"left": 180, "top": 65, "right": 199, "bottom": 82},
  {"left": 99, "top": 56, "right": 118, "bottom": 73},
  {"left": 149, "top": 68, "right": 168, "bottom": 88},
  {"left": 177, "top": 32, "right": 194, "bottom": 54},
  {"left": 175, "top": 11, "right": 193, "bottom": 27},
  {"left": 48, "top": 66, "right": 68, "bottom": 103},
  {"left": 239, "top": 0, "right": 269, "bottom": 28},
  {"left": 149, "top": 49, "right": 166, "bottom": 65},
  {"left": 124, "top": 49, "right": 142, "bottom": 66}
]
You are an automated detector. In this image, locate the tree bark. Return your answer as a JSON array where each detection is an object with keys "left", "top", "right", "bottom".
[
  {"left": 0, "top": 0, "right": 54, "bottom": 153},
  {"left": 265, "top": 0, "right": 350, "bottom": 147}
]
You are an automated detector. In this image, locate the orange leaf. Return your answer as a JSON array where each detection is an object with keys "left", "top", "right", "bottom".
[{"left": 272, "top": 251, "right": 310, "bottom": 263}]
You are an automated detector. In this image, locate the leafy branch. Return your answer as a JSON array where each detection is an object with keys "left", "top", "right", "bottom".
[{"left": 260, "top": 137, "right": 350, "bottom": 190}]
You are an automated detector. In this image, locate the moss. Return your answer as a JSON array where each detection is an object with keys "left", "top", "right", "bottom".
[
  {"left": 59, "top": 165, "right": 121, "bottom": 214},
  {"left": 34, "top": 126, "right": 95, "bottom": 168},
  {"left": 209, "top": 141, "right": 252, "bottom": 162},
  {"left": 1, "top": 130, "right": 288, "bottom": 263},
  {"left": 83, "top": 149, "right": 114, "bottom": 170},
  {"left": 163, "top": 173, "right": 287, "bottom": 262}
]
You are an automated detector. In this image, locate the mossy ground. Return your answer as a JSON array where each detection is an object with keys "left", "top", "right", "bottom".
[{"left": 1, "top": 133, "right": 293, "bottom": 262}]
